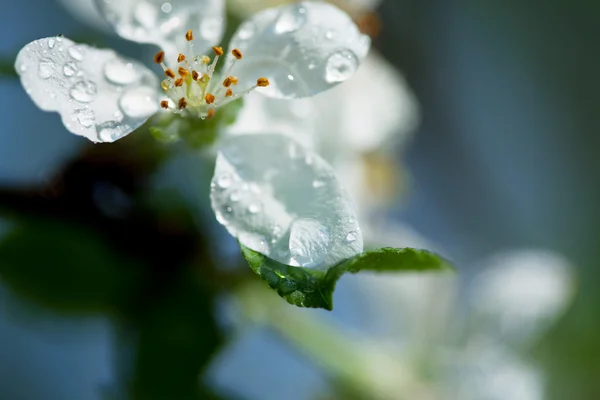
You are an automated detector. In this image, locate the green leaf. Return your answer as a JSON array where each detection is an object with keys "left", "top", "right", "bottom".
[{"left": 241, "top": 246, "right": 453, "bottom": 310}]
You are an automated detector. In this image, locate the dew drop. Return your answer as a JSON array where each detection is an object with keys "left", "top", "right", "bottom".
[
  {"left": 38, "top": 58, "right": 55, "bottom": 79},
  {"left": 287, "top": 74, "right": 295, "bottom": 81},
  {"left": 96, "top": 121, "right": 129, "bottom": 143},
  {"left": 118, "top": 86, "right": 157, "bottom": 118},
  {"left": 48, "top": 38, "right": 55, "bottom": 49},
  {"left": 312, "top": 179, "right": 325, "bottom": 188},
  {"left": 345, "top": 231, "right": 358, "bottom": 243},
  {"left": 275, "top": 5, "right": 307, "bottom": 34},
  {"left": 74, "top": 108, "right": 95, "bottom": 128},
  {"left": 248, "top": 203, "right": 261, "bottom": 214},
  {"left": 325, "top": 30, "right": 335, "bottom": 40},
  {"left": 104, "top": 59, "right": 138, "bottom": 85},
  {"left": 68, "top": 46, "right": 84, "bottom": 61},
  {"left": 113, "top": 110, "right": 123, "bottom": 119},
  {"left": 230, "top": 191, "right": 240, "bottom": 202},
  {"left": 324, "top": 50, "right": 358, "bottom": 83},
  {"left": 217, "top": 173, "right": 232, "bottom": 189},
  {"left": 348, "top": 217, "right": 356, "bottom": 224},
  {"left": 18, "top": 63, "right": 27, "bottom": 73},
  {"left": 63, "top": 62, "right": 77, "bottom": 77},
  {"left": 160, "top": 2, "right": 172, "bottom": 13},
  {"left": 70, "top": 80, "right": 97, "bottom": 103},
  {"left": 289, "top": 218, "right": 331, "bottom": 267}
]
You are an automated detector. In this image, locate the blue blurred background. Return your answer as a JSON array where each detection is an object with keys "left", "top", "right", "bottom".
[{"left": 1, "top": 1, "right": 599, "bottom": 399}]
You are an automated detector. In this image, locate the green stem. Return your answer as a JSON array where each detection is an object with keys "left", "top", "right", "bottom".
[{"left": 235, "top": 282, "right": 432, "bottom": 399}]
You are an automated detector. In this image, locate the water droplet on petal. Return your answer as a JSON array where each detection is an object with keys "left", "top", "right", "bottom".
[
  {"left": 345, "top": 231, "right": 358, "bottom": 243},
  {"left": 48, "top": 38, "right": 55, "bottom": 49},
  {"left": 275, "top": 5, "right": 307, "bottom": 34},
  {"left": 104, "top": 58, "right": 138, "bottom": 85},
  {"left": 113, "top": 110, "right": 123, "bottom": 120},
  {"left": 38, "top": 58, "right": 55, "bottom": 79},
  {"left": 160, "top": 2, "right": 172, "bottom": 13},
  {"left": 230, "top": 191, "right": 240, "bottom": 202},
  {"left": 325, "top": 30, "right": 335, "bottom": 40},
  {"left": 96, "top": 120, "right": 129, "bottom": 143},
  {"left": 289, "top": 218, "right": 331, "bottom": 267},
  {"left": 70, "top": 80, "right": 97, "bottom": 103},
  {"left": 312, "top": 179, "right": 325, "bottom": 188},
  {"left": 75, "top": 108, "right": 95, "bottom": 128},
  {"left": 217, "top": 173, "right": 232, "bottom": 189},
  {"left": 248, "top": 203, "right": 261, "bottom": 214},
  {"left": 324, "top": 50, "right": 358, "bottom": 83},
  {"left": 348, "top": 217, "right": 356, "bottom": 223},
  {"left": 63, "top": 62, "right": 77, "bottom": 77},
  {"left": 118, "top": 86, "right": 157, "bottom": 118},
  {"left": 68, "top": 46, "right": 84, "bottom": 61}
]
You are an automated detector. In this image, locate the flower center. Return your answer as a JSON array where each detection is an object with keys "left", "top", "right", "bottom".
[{"left": 153, "top": 29, "right": 269, "bottom": 120}]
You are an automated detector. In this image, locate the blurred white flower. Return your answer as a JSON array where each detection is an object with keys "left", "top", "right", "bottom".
[
  {"left": 348, "top": 224, "right": 575, "bottom": 399},
  {"left": 15, "top": 0, "right": 370, "bottom": 142}
]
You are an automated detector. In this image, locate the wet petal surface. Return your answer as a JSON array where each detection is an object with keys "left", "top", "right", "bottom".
[
  {"left": 94, "top": 0, "right": 225, "bottom": 59},
  {"left": 226, "top": 1, "right": 370, "bottom": 98},
  {"left": 15, "top": 36, "right": 159, "bottom": 143},
  {"left": 210, "top": 134, "right": 363, "bottom": 270}
]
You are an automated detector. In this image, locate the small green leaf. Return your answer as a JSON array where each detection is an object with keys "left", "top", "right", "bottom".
[{"left": 241, "top": 246, "right": 453, "bottom": 310}]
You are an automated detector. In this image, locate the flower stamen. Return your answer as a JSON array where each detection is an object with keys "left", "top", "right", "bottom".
[{"left": 153, "top": 28, "right": 270, "bottom": 119}]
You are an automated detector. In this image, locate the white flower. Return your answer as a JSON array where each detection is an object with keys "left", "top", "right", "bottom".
[
  {"left": 229, "top": 50, "right": 420, "bottom": 220},
  {"left": 15, "top": 0, "right": 371, "bottom": 143},
  {"left": 351, "top": 227, "right": 575, "bottom": 399}
]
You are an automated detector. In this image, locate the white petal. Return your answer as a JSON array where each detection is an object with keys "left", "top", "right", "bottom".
[
  {"left": 15, "top": 36, "right": 159, "bottom": 143},
  {"left": 228, "top": 0, "right": 383, "bottom": 19},
  {"left": 210, "top": 134, "right": 363, "bottom": 270},
  {"left": 227, "top": 1, "right": 370, "bottom": 99},
  {"left": 94, "top": 0, "right": 225, "bottom": 59},
  {"left": 469, "top": 249, "right": 575, "bottom": 344}
]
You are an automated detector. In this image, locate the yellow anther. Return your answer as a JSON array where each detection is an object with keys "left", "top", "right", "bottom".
[
  {"left": 212, "top": 46, "right": 224, "bottom": 56},
  {"left": 223, "top": 76, "right": 236, "bottom": 87},
  {"left": 257, "top": 77, "right": 270, "bottom": 87},
  {"left": 161, "top": 80, "right": 170, "bottom": 91},
  {"left": 226, "top": 88, "right": 233, "bottom": 97},
  {"left": 174, "top": 78, "right": 184, "bottom": 87},
  {"left": 231, "top": 48, "right": 243, "bottom": 59},
  {"left": 177, "top": 53, "right": 186, "bottom": 63},
  {"left": 207, "top": 108, "right": 216, "bottom": 119},
  {"left": 153, "top": 51, "right": 165, "bottom": 64},
  {"left": 160, "top": 100, "right": 169, "bottom": 109},
  {"left": 178, "top": 66, "right": 189, "bottom": 77},
  {"left": 185, "top": 30, "right": 194, "bottom": 41},
  {"left": 205, "top": 93, "right": 216, "bottom": 104},
  {"left": 201, "top": 56, "right": 211, "bottom": 64},
  {"left": 178, "top": 97, "right": 188, "bottom": 109},
  {"left": 231, "top": 77, "right": 239, "bottom": 85},
  {"left": 165, "top": 69, "right": 176, "bottom": 79},
  {"left": 192, "top": 70, "right": 200, "bottom": 81}
]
